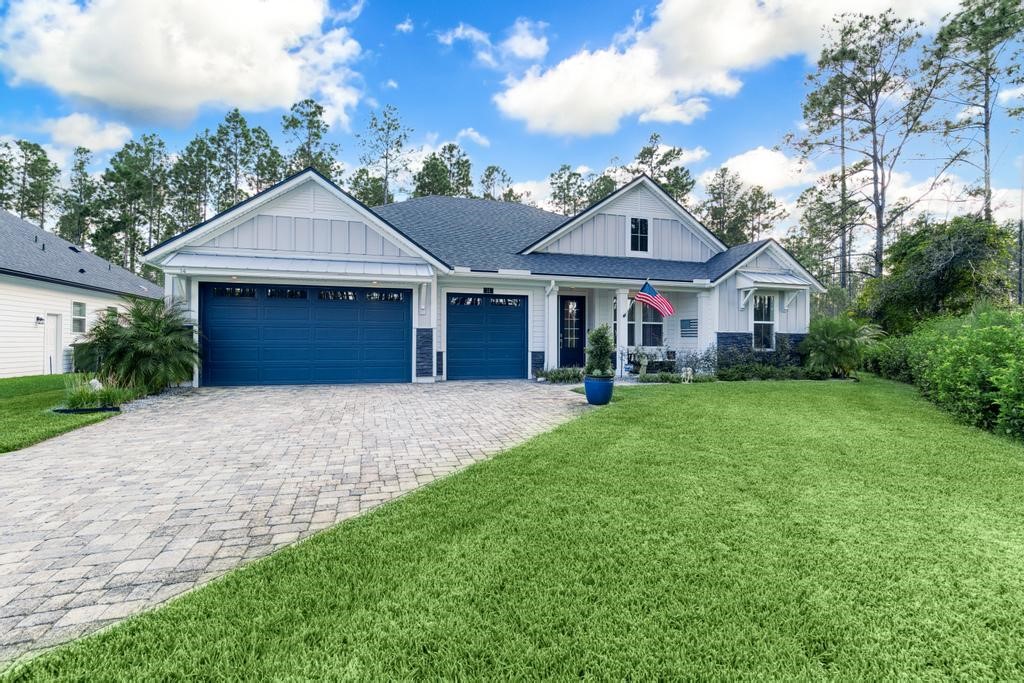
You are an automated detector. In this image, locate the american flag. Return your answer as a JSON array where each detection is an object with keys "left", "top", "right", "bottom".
[{"left": 635, "top": 281, "right": 674, "bottom": 317}]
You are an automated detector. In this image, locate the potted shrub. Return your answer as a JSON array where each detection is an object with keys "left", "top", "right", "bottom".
[{"left": 583, "top": 324, "right": 615, "bottom": 405}]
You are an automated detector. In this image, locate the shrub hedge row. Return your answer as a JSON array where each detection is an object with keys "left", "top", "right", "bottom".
[{"left": 862, "top": 307, "right": 1024, "bottom": 439}]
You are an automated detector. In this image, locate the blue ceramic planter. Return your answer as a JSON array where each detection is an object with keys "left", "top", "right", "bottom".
[{"left": 583, "top": 375, "right": 614, "bottom": 405}]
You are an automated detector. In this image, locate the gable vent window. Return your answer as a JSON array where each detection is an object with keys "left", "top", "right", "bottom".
[
  {"left": 267, "top": 288, "right": 307, "bottom": 299},
  {"left": 630, "top": 218, "right": 649, "bottom": 252},
  {"left": 212, "top": 287, "right": 256, "bottom": 298},
  {"left": 366, "top": 290, "right": 405, "bottom": 302},
  {"left": 319, "top": 289, "right": 357, "bottom": 301},
  {"left": 71, "top": 301, "right": 86, "bottom": 333},
  {"left": 680, "top": 319, "right": 698, "bottom": 338},
  {"left": 449, "top": 295, "right": 482, "bottom": 306}
]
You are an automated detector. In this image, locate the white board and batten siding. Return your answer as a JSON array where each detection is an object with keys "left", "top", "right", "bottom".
[
  {"left": 0, "top": 274, "right": 127, "bottom": 377},
  {"left": 194, "top": 180, "right": 416, "bottom": 260},
  {"left": 540, "top": 185, "right": 720, "bottom": 261},
  {"left": 716, "top": 272, "right": 809, "bottom": 334}
]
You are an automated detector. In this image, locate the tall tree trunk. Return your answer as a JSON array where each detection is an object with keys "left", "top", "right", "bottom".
[
  {"left": 839, "top": 97, "right": 849, "bottom": 292},
  {"left": 870, "top": 110, "right": 885, "bottom": 278},
  {"left": 982, "top": 53, "right": 993, "bottom": 224}
]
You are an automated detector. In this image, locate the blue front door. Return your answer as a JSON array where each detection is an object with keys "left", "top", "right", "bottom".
[
  {"left": 559, "top": 295, "right": 586, "bottom": 368},
  {"left": 446, "top": 293, "right": 528, "bottom": 380},
  {"left": 200, "top": 283, "right": 412, "bottom": 386}
]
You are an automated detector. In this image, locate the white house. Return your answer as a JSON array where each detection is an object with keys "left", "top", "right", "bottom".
[
  {"left": 144, "top": 169, "right": 824, "bottom": 386},
  {"left": 0, "top": 211, "right": 160, "bottom": 378}
]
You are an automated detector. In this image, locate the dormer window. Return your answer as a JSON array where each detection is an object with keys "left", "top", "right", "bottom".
[{"left": 630, "top": 218, "right": 649, "bottom": 253}]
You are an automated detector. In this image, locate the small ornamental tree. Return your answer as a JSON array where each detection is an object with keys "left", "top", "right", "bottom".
[{"left": 584, "top": 324, "right": 614, "bottom": 377}]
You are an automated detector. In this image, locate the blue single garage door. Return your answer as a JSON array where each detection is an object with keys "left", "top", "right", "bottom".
[
  {"left": 200, "top": 283, "right": 411, "bottom": 386},
  {"left": 446, "top": 293, "right": 527, "bottom": 380}
]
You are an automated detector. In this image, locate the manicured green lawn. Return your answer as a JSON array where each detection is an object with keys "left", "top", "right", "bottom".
[
  {"left": 9, "top": 377, "right": 1024, "bottom": 679},
  {"left": 0, "top": 375, "right": 113, "bottom": 454}
]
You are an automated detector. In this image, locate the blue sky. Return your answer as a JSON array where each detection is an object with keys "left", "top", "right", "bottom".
[{"left": 0, "top": 0, "right": 1021, "bottom": 226}]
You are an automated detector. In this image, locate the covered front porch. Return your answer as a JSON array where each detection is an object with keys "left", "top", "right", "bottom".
[{"left": 542, "top": 281, "right": 715, "bottom": 377}]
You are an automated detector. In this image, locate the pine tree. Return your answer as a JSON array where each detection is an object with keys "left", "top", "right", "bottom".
[
  {"left": 357, "top": 104, "right": 410, "bottom": 203},
  {"left": 248, "top": 126, "right": 285, "bottom": 193},
  {"left": 623, "top": 133, "right": 696, "bottom": 201},
  {"left": 696, "top": 167, "right": 747, "bottom": 245},
  {"left": 282, "top": 99, "right": 343, "bottom": 181},
  {"left": 0, "top": 141, "right": 14, "bottom": 212},
  {"left": 349, "top": 167, "right": 392, "bottom": 205},
  {"left": 412, "top": 155, "right": 451, "bottom": 197},
  {"left": 168, "top": 131, "right": 216, "bottom": 229},
  {"left": 438, "top": 143, "right": 473, "bottom": 197},
  {"left": 212, "top": 108, "right": 254, "bottom": 211},
  {"left": 549, "top": 165, "right": 586, "bottom": 215},
  {"left": 12, "top": 140, "right": 60, "bottom": 228},
  {"left": 57, "top": 147, "right": 98, "bottom": 246}
]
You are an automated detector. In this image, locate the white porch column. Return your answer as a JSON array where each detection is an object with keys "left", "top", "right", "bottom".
[
  {"left": 163, "top": 272, "right": 175, "bottom": 304},
  {"left": 697, "top": 290, "right": 717, "bottom": 353},
  {"left": 544, "top": 282, "right": 559, "bottom": 369},
  {"left": 615, "top": 288, "right": 629, "bottom": 377}
]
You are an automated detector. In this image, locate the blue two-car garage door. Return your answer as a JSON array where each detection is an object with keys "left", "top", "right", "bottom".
[
  {"left": 446, "top": 293, "right": 527, "bottom": 380},
  {"left": 200, "top": 283, "right": 411, "bottom": 386}
]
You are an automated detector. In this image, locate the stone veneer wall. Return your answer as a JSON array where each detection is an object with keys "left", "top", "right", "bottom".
[
  {"left": 415, "top": 329, "right": 433, "bottom": 378},
  {"left": 530, "top": 351, "right": 544, "bottom": 375}
]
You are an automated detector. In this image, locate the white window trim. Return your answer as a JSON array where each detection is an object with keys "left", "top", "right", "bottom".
[
  {"left": 71, "top": 301, "right": 86, "bottom": 334},
  {"left": 751, "top": 292, "right": 776, "bottom": 351},
  {"left": 629, "top": 217, "right": 651, "bottom": 254}
]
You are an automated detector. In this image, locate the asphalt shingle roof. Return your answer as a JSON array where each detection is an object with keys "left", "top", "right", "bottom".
[
  {"left": 0, "top": 211, "right": 160, "bottom": 299},
  {"left": 373, "top": 196, "right": 767, "bottom": 283}
]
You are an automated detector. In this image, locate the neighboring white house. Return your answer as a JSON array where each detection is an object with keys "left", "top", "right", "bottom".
[
  {"left": 0, "top": 211, "right": 160, "bottom": 378},
  {"left": 144, "top": 169, "right": 824, "bottom": 387}
]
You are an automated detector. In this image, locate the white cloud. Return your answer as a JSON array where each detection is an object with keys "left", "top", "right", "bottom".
[
  {"left": 998, "top": 85, "right": 1024, "bottom": 104},
  {"left": 0, "top": 0, "right": 365, "bottom": 128},
  {"left": 42, "top": 113, "right": 131, "bottom": 152},
  {"left": 437, "top": 22, "right": 497, "bottom": 66},
  {"left": 333, "top": 0, "right": 365, "bottom": 23},
  {"left": 706, "top": 146, "right": 817, "bottom": 192},
  {"left": 496, "top": 0, "right": 958, "bottom": 135},
  {"left": 384, "top": 79, "right": 399, "bottom": 89},
  {"left": 511, "top": 178, "right": 553, "bottom": 209},
  {"left": 395, "top": 16, "right": 414, "bottom": 34},
  {"left": 499, "top": 18, "right": 548, "bottom": 61},
  {"left": 456, "top": 127, "right": 490, "bottom": 147}
]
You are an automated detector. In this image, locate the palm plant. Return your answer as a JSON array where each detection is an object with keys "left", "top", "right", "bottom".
[
  {"left": 80, "top": 298, "right": 199, "bottom": 394},
  {"left": 801, "top": 317, "right": 884, "bottom": 379}
]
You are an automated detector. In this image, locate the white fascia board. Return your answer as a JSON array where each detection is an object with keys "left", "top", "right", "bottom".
[
  {"left": 438, "top": 270, "right": 711, "bottom": 290},
  {"left": 160, "top": 266, "right": 433, "bottom": 285}
]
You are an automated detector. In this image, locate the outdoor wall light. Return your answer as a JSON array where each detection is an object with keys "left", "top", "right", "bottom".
[{"left": 35, "top": 316, "right": 44, "bottom": 325}]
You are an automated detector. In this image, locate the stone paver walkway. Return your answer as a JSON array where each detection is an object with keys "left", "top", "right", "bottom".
[{"left": 0, "top": 381, "right": 586, "bottom": 664}]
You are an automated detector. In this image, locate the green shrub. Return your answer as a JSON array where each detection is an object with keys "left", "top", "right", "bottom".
[
  {"left": 862, "top": 335, "right": 914, "bottom": 383},
  {"left": 583, "top": 324, "right": 614, "bottom": 377},
  {"left": 994, "top": 357, "right": 1024, "bottom": 439},
  {"left": 716, "top": 363, "right": 830, "bottom": 382},
  {"left": 801, "top": 316, "right": 883, "bottom": 379},
  {"left": 676, "top": 347, "right": 717, "bottom": 375},
  {"left": 637, "top": 372, "right": 682, "bottom": 384},
  {"left": 78, "top": 298, "right": 198, "bottom": 395},
  {"left": 536, "top": 367, "right": 584, "bottom": 383},
  {"left": 912, "top": 309, "right": 1024, "bottom": 432}
]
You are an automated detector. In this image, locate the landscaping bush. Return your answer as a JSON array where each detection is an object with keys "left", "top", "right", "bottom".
[
  {"left": 78, "top": 298, "right": 198, "bottom": 395},
  {"left": 62, "top": 375, "right": 138, "bottom": 409},
  {"left": 636, "top": 372, "right": 682, "bottom": 384},
  {"left": 864, "top": 306, "right": 1024, "bottom": 440},
  {"left": 535, "top": 367, "right": 584, "bottom": 383},
  {"left": 584, "top": 324, "right": 614, "bottom": 377},
  {"left": 716, "top": 363, "right": 830, "bottom": 382},
  {"left": 912, "top": 308, "right": 1024, "bottom": 433},
  {"left": 676, "top": 346, "right": 717, "bottom": 376},
  {"left": 800, "top": 316, "right": 883, "bottom": 379}
]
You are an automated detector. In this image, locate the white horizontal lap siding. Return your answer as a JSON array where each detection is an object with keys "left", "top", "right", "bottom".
[{"left": 0, "top": 274, "right": 128, "bottom": 378}]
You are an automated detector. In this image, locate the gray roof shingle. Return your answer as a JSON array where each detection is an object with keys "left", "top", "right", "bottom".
[
  {"left": 373, "top": 196, "right": 766, "bottom": 283},
  {"left": 0, "top": 211, "right": 160, "bottom": 299}
]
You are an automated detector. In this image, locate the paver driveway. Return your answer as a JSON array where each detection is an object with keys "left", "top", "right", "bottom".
[{"left": 0, "top": 381, "right": 586, "bottom": 664}]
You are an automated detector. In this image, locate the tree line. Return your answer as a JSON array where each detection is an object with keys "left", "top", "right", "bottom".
[{"left": 784, "top": 0, "right": 1024, "bottom": 311}]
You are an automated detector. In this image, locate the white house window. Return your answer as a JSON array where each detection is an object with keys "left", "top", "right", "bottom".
[
  {"left": 630, "top": 218, "right": 649, "bottom": 252},
  {"left": 641, "top": 304, "right": 663, "bottom": 346},
  {"left": 753, "top": 294, "right": 775, "bottom": 351},
  {"left": 71, "top": 302, "right": 86, "bottom": 333}
]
